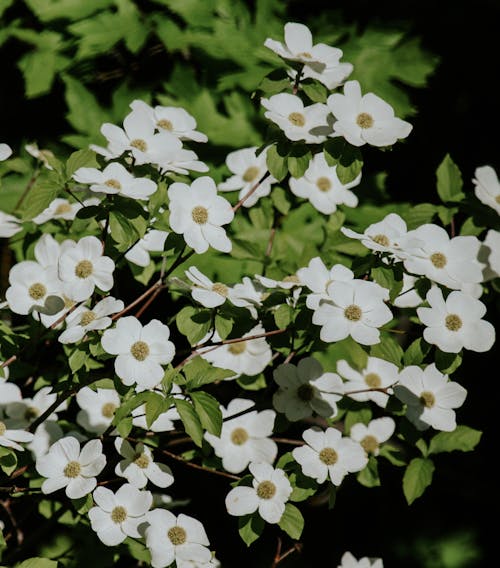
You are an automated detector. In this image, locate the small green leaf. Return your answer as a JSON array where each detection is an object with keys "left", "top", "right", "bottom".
[
  {"left": 273, "top": 304, "right": 293, "bottom": 329},
  {"left": 287, "top": 145, "right": 311, "bottom": 179},
  {"left": 19, "top": 174, "right": 62, "bottom": 220},
  {"left": 116, "top": 416, "right": 133, "bottom": 438},
  {"left": 357, "top": 456, "right": 380, "bottom": 487},
  {"left": 323, "top": 138, "right": 363, "bottom": 184},
  {"left": 403, "top": 457, "right": 435, "bottom": 505},
  {"left": 190, "top": 391, "right": 222, "bottom": 437},
  {"left": 435, "top": 350, "right": 462, "bottom": 375},
  {"left": 403, "top": 338, "right": 431, "bottom": 366},
  {"left": 278, "top": 503, "right": 304, "bottom": 540},
  {"left": 270, "top": 185, "right": 291, "bottom": 215},
  {"left": 174, "top": 398, "right": 204, "bottom": 447},
  {"left": 436, "top": 153, "right": 465, "bottom": 203},
  {"left": 176, "top": 306, "right": 212, "bottom": 346},
  {"left": 266, "top": 144, "right": 288, "bottom": 182},
  {"left": 428, "top": 425, "right": 482, "bottom": 455},
  {"left": 238, "top": 513, "right": 265, "bottom": 547},
  {"left": 370, "top": 335, "right": 403, "bottom": 367},
  {"left": 301, "top": 78, "right": 328, "bottom": 103},
  {"left": 145, "top": 392, "right": 167, "bottom": 429},
  {"left": 66, "top": 148, "right": 99, "bottom": 178},
  {"left": 214, "top": 313, "right": 233, "bottom": 340},
  {"left": 183, "top": 356, "right": 236, "bottom": 388},
  {"left": 344, "top": 407, "right": 372, "bottom": 435},
  {"left": 109, "top": 210, "right": 140, "bottom": 251},
  {"left": 0, "top": 447, "right": 18, "bottom": 476},
  {"left": 16, "top": 559, "right": 58, "bottom": 568}
]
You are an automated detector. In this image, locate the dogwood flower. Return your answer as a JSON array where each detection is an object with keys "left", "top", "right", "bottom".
[
  {"left": 72, "top": 162, "right": 157, "bottom": 200},
  {"left": 6, "top": 386, "right": 65, "bottom": 428},
  {"left": 75, "top": 386, "right": 121, "bottom": 434},
  {"left": 273, "top": 357, "right": 344, "bottom": 421},
  {"left": 204, "top": 398, "right": 277, "bottom": 474},
  {"left": 338, "top": 551, "right": 384, "bottom": 568},
  {"left": 472, "top": 165, "right": 500, "bottom": 215},
  {"left": 483, "top": 229, "right": 500, "bottom": 279},
  {"left": 416, "top": 286, "right": 495, "bottom": 353},
  {"left": 88, "top": 483, "right": 152, "bottom": 546},
  {"left": 114, "top": 437, "right": 174, "bottom": 488},
  {"left": 392, "top": 273, "right": 424, "bottom": 308},
  {"left": 25, "top": 142, "right": 55, "bottom": 169},
  {"left": 349, "top": 417, "right": 396, "bottom": 457},
  {"left": 0, "top": 143, "right": 12, "bottom": 160},
  {"left": 168, "top": 176, "right": 234, "bottom": 254},
  {"left": 36, "top": 436, "right": 106, "bottom": 498},
  {"left": 336, "top": 356, "right": 399, "bottom": 408},
  {"left": 228, "top": 276, "right": 268, "bottom": 318},
  {"left": 28, "top": 421, "right": 64, "bottom": 460},
  {"left": 125, "top": 229, "right": 169, "bottom": 267},
  {"left": 199, "top": 324, "right": 272, "bottom": 378},
  {"left": 292, "top": 426, "right": 368, "bottom": 485},
  {"left": 185, "top": 266, "right": 229, "bottom": 308},
  {"left": 0, "top": 211, "right": 22, "bottom": 238},
  {"left": 394, "top": 363, "right": 467, "bottom": 431},
  {"left": 101, "top": 316, "right": 176, "bottom": 391},
  {"left": 0, "top": 419, "right": 34, "bottom": 451},
  {"left": 261, "top": 93, "right": 332, "bottom": 143},
  {"left": 218, "top": 146, "right": 277, "bottom": 207},
  {"left": 145, "top": 510, "right": 212, "bottom": 568},
  {"left": 58, "top": 235, "right": 115, "bottom": 302},
  {"left": 327, "top": 80, "right": 412, "bottom": 147},
  {"left": 312, "top": 279, "right": 392, "bottom": 345},
  {"left": 58, "top": 296, "right": 124, "bottom": 344},
  {"left": 157, "top": 147, "right": 209, "bottom": 176},
  {"left": 225, "top": 462, "right": 292, "bottom": 524},
  {"left": 32, "top": 197, "right": 98, "bottom": 225},
  {"left": 0, "top": 370, "right": 22, "bottom": 414}
]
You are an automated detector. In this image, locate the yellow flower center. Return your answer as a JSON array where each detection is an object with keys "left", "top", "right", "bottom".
[
  {"left": 130, "top": 341, "right": 150, "bottom": 361},
  {"left": 28, "top": 282, "right": 47, "bottom": 300},
  {"left": 356, "top": 112, "right": 374, "bottom": 129},
  {"left": 168, "top": 526, "right": 187, "bottom": 545},
  {"left": 191, "top": 206, "right": 208, "bottom": 224},
  {"left": 430, "top": 252, "right": 447, "bottom": 268},
  {"left": 344, "top": 304, "right": 362, "bottom": 321},
  {"left": 64, "top": 461, "right": 81, "bottom": 478},
  {"left": 319, "top": 447, "right": 338, "bottom": 465},
  {"left": 111, "top": 506, "right": 127, "bottom": 524},
  {"left": 288, "top": 112, "right": 306, "bottom": 127},
  {"left": 0, "top": 421, "right": 6, "bottom": 436},
  {"left": 75, "top": 260, "right": 93, "bottom": 279},
  {"left": 495, "top": 195, "right": 500, "bottom": 204},
  {"left": 101, "top": 402, "right": 116, "bottom": 418},
  {"left": 105, "top": 179, "right": 121, "bottom": 190},
  {"left": 373, "top": 234, "right": 390, "bottom": 247},
  {"left": 133, "top": 452, "right": 150, "bottom": 469},
  {"left": 283, "top": 275, "right": 300, "bottom": 283},
  {"left": 54, "top": 203, "right": 73, "bottom": 215},
  {"left": 445, "top": 314, "right": 462, "bottom": 331},
  {"left": 361, "top": 435, "right": 379, "bottom": 454},
  {"left": 419, "top": 391, "right": 435, "bottom": 408},
  {"left": 298, "top": 52, "right": 312, "bottom": 58},
  {"left": 256, "top": 480, "right": 276, "bottom": 500},
  {"left": 365, "top": 373, "right": 382, "bottom": 388},
  {"left": 230, "top": 427, "right": 249, "bottom": 445},
  {"left": 130, "top": 139, "right": 147, "bottom": 152},
  {"left": 212, "top": 282, "right": 229, "bottom": 297},
  {"left": 316, "top": 177, "right": 332, "bottom": 192},
  {"left": 242, "top": 166, "right": 260, "bottom": 183},
  {"left": 80, "top": 310, "right": 96, "bottom": 326},
  {"left": 157, "top": 119, "right": 173, "bottom": 131},
  {"left": 228, "top": 341, "right": 247, "bottom": 355}
]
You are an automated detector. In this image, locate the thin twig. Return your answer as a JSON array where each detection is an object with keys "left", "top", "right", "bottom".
[{"left": 232, "top": 172, "right": 271, "bottom": 213}]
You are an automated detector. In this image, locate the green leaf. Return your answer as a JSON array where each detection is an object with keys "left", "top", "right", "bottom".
[
  {"left": 428, "top": 425, "right": 482, "bottom": 455},
  {"left": 403, "top": 457, "right": 435, "bottom": 505},
  {"left": 344, "top": 407, "right": 372, "bottom": 435},
  {"left": 270, "top": 185, "right": 291, "bottom": 215},
  {"left": 15, "top": 559, "right": 58, "bottom": 568},
  {"left": 23, "top": 0, "right": 112, "bottom": 22},
  {"left": 30, "top": 294, "right": 65, "bottom": 316},
  {"left": 436, "top": 153, "right": 465, "bottom": 203},
  {"left": 370, "top": 335, "right": 403, "bottom": 367},
  {"left": 301, "top": 78, "right": 328, "bottom": 103},
  {"left": 357, "top": 456, "right": 380, "bottom": 487},
  {"left": 273, "top": 303, "right": 293, "bottom": 329},
  {"left": 288, "top": 470, "right": 317, "bottom": 502},
  {"left": 435, "top": 350, "right": 462, "bottom": 375},
  {"left": 278, "top": 503, "right": 304, "bottom": 540},
  {"left": 370, "top": 265, "right": 402, "bottom": 303},
  {"left": 174, "top": 398, "right": 203, "bottom": 447},
  {"left": 66, "top": 148, "right": 99, "bottom": 178},
  {"left": 176, "top": 306, "right": 212, "bottom": 346},
  {"left": 214, "top": 313, "right": 233, "bottom": 340},
  {"left": 68, "top": 346, "right": 88, "bottom": 373},
  {"left": 109, "top": 210, "right": 140, "bottom": 251},
  {"left": 403, "top": 203, "right": 438, "bottom": 230},
  {"left": 145, "top": 392, "right": 167, "bottom": 429},
  {"left": 18, "top": 49, "right": 69, "bottom": 98},
  {"left": 266, "top": 144, "right": 288, "bottom": 182},
  {"left": 0, "top": 447, "right": 17, "bottom": 476},
  {"left": 238, "top": 513, "right": 265, "bottom": 547},
  {"left": 323, "top": 139, "right": 363, "bottom": 184},
  {"left": 190, "top": 391, "right": 222, "bottom": 436},
  {"left": 19, "top": 174, "right": 62, "bottom": 220},
  {"left": 287, "top": 145, "right": 311, "bottom": 179},
  {"left": 116, "top": 416, "right": 133, "bottom": 438},
  {"left": 183, "top": 355, "right": 236, "bottom": 388},
  {"left": 403, "top": 338, "right": 431, "bottom": 366}
]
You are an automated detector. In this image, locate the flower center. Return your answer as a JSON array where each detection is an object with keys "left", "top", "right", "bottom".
[
  {"left": 430, "top": 252, "right": 447, "bottom": 268},
  {"left": 420, "top": 391, "right": 436, "bottom": 408},
  {"left": 168, "top": 526, "right": 187, "bottom": 545},
  {"left": 191, "top": 205, "right": 209, "bottom": 224},
  {"left": 28, "top": 282, "right": 47, "bottom": 300},
  {"left": 130, "top": 340, "right": 150, "bottom": 361},
  {"left": 133, "top": 452, "right": 150, "bottom": 469},
  {"left": 54, "top": 203, "right": 73, "bottom": 215},
  {"left": 298, "top": 51, "right": 312, "bottom": 58},
  {"left": 212, "top": 282, "right": 229, "bottom": 297},
  {"left": 111, "top": 506, "right": 127, "bottom": 524},
  {"left": 319, "top": 447, "right": 338, "bottom": 465},
  {"left": 283, "top": 275, "right": 300, "bottom": 283},
  {"left": 230, "top": 427, "right": 249, "bottom": 445},
  {"left": 0, "top": 421, "right": 6, "bottom": 436},
  {"left": 130, "top": 139, "right": 148, "bottom": 152},
  {"left": 316, "top": 177, "right": 332, "bottom": 192},
  {"left": 24, "top": 406, "right": 39, "bottom": 421},
  {"left": 242, "top": 166, "right": 260, "bottom": 183},
  {"left": 356, "top": 112, "right": 374, "bottom": 129},
  {"left": 64, "top": 461, "right": 81, "bottom": 478},
  {"left": 157, "top": 119, "right": 173, "bottom": 131},
  {"left": 228, "top": 341, "right": 247, "bottom": 355},
  {"left": 105, "top": 179, "right": 122, "bottom": 190},
  {"left": 496, "top": 195, "right": 500, "bottom": 204},
  {"left": 101, "top": 402, "right": 116, "bottom": 418},
  {"left": 361, "top": 435, "right": 379, "bottom": 454},
  {"left": 256, "top": 480, "right": 276, "bottom": 499},
  {"left": 373, "top": 234, "right": 390, "bottom": 247},
  {"left": 288, "top": 112, "right": 306, "bottom": 127},
  {"left": 445, "top": 314, "right": 462, "bottom": 331},
  {"left": 80, "top": 310, "right": 96, "bottom": 326},
  {"left": 344, "top": 304, "right": 362, "bottom": 321},
  {"left": 365, "top": 372, "right": 382, "bottom": 388},
  {"left": 75, "top": 260, "right": 94, "bottom": 279},
  {"left": 297, "top": 383, "right": 315, "bottom": 402}
]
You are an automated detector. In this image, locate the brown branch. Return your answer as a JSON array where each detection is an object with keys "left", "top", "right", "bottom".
[
  {"left": 232, "top": 173, "right": 271, "bottom": 213},
  {"left": 159, "top": 447, "right": 241, "bottom": 481}
]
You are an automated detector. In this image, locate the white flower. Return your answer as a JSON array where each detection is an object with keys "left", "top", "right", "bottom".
[
  {"left": 25, "top": 142, "right": 55, "bottom": 169},
  {"left": 254, "top": 273, "right": 302, "bottom": 290},
  {"left": 32, "top": 197, "right": 87, "bottom": 225},
  {"left": 58, "top": 296, "right": 124, "bottom": 344},
  {"left": 218, "top": 146, "right": 277, "bottom": 207},
  {"left": 327, "top": 80, "right": 412, "bottom": 147},
  {"left": 228, "top": 276, "right": 268, "bottom": 319},
  {"left": 185, "top": 266, "right": 229, "bottom": 308},
  {"left": 88, "top": 483, "right": 152, "bottom": 546},
  {"left": 403, "top": 224, "right": 485, "bottom": 290},
  {"left": 115, "top": 437, "right": 174, "bottom": 489},
  {"left": 0, "top": 211, "right": 22, "bottom": 238},
  {"left": 0, "top": 371, "right": 22, "bottom": 416},
  {"left": 261, "top": 93, "right": 332, "bottom": 143},
  {"left": 336, "top": 356, "right": 399, "bottom": 408},
  {"left": 199, "top": 324, "right": 272, "bottom": 379},
  {"left": 297, "top": 257, "right": 354, "bottom": 310},
  {"left": 483, "top": 229, "right": 500, "bottom": 279},
  {"left": 145, "top": 509, "right": 211, "bottom": 568},
  {"left": 472, "top": 165, "right": 500, "bottom": 214},
  {"left": 157, "top": 147, "right": 209, "bottom": 176},
  {"left": 204, "top": 398, "right": 277, "bottom": 474},
  {"left": 349, "top": 417, "right": 396, "bottom": 457},
  {"left": 392, "top": 273, "right": 424, "bottom": 308},
  {"left": 6, "top": 386, "right": 64, "bottom": 428},
  {"left": 27, "top": 421, "right": 64, "bottom": 460},
  {"left": 101, "top": 316, "right": 175, "bottom": 391},
  {"left": 0, "top": 418, "right": 33, "bottom": 451},
  {"left": 338, "top": 551, "right": 384, "bottom": 568},
  {"left": 312, "top": 279, "right": 392, "bottom": 345},
  {"left": 36, "top": 436, "right": 106, "bottom": 499},
  {"left": 416, "top": 286, "right": 495, "bottom": 353},
  {"left": 394, "top": 363, "right": 467, "bottom": 431},
  {"left": 168, "top": 176, "right": 234, "bottom": 254},
  {"left": 292, "top": 426, "right": 368, "bottom": 485},
  {"left": 0, "top": 143, "right": 12, "bottom": 161},
  {"left": 225, "top": 462, "right": 292, "bottom": 523},
  {"left": 75, "top": 386, "right": 121, "bottom": 434},
  {"left": 125, "top": 229, "right": 169, "bottom": 267},
  {"left": 72, "top": 162, "right": 157, "bottom": 200},
  {"left": 58, "top": 235, "right": 115, "bottom": 302},
  {"left": 289, "top": 151, "right": 361, "bottom": 214},
  {"left": 273, "top": 357, "right": 343, "bottom": 421},
  {"left": 130, "top": 100, "right": 208, "bottom": 142}
]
